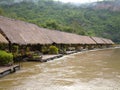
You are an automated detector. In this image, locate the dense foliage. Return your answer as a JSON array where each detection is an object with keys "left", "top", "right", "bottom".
[
  {"left": 0, "top": 50, "right": 13, "bottom": 66},
  {"left": 0, "top": 0, "right": 120, "bottom": 43},
  {"left": 49, "top": 45, "right": 58, "bottom": 54}
]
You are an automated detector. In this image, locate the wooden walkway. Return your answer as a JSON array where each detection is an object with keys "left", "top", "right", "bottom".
[
  {"left": 65, "top": 51, "right": 77, "bottom": 55},
  {"left": 27, "top": 51, "right": 81, "bottom": 62},
  {"left": 27, "top": 54, "right": 63, "bottom": 62},
  {"left": 41, "top": 54, "right": 63, "bottom": 62},
  {"left": 0, "top": 65, "right": 20, "bottom": 78}
]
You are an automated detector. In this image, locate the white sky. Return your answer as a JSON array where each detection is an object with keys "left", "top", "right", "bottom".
[{"left": 54, "top": 0, "right": 103, "bottom": 4}]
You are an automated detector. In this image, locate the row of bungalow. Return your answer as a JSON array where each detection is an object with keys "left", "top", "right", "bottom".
[{"left": 0, "top": 15, "right": 114, "bottom": 53}]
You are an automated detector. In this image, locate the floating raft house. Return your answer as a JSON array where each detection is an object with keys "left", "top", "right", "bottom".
[{"left": 0, "top": 16, "right": 114, "bottom": 48}]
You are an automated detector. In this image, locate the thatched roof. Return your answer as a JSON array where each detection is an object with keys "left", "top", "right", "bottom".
[
  {"left": 41, "top": 29, "right": 67, "bottom": 44},
  {"left": 60, "top": 32, "right": 85, "bottom": 44},
  {"left": 0, "top": 16, "right": 114, "bottom": 45},
  {"left": 0, "top": 16, "right": 52, "bottom": 45},
  {"left": 42, "top": 29, "right": 86, "bottom": 44},
  {"left": 91, "top": 37, "right": 106, "bottom": 44},
  {"left": 0, "top": 16, "right": 85, "bottom": 45},
  {"left": 102, "top": 38, "right": 114, "bottom": 44},
  {"left": 91, "top": 37, "right": 114, "bottom": 45},
  {"left": 0, "top": 33, "right": 8, "bottom": 43},
  {"left": 81, "top": 36, "right": 96, "bottom": 44},
  {"left": 108, "top": 39, "right": 114, "bottom": 44}
]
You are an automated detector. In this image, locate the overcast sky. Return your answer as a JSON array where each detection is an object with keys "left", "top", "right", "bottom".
[{"left": 54, "top": 0, "right": 104, "bottom": 4}]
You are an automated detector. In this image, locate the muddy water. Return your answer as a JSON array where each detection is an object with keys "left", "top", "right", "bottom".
[{"left": 0, "top": 48, "right": 120, "bottom": 90}]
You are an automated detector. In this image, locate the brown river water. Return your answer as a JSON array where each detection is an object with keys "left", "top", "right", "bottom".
[{"left": 0, "top": 48, "right": 120, "bottom": 90}]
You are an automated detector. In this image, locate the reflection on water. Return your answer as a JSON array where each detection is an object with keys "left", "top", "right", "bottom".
[{"left": 0, "top": 48, "right": 120, "bottom": 90}]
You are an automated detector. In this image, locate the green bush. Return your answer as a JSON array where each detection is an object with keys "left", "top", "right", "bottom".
[
  {"left": 41, "top": 46, "right": 49, "bottom": 54},
  {"left": 49, "top": 45, "right": 58, "bottom": 54},
  {"left": 0, "top": 50, "right": 13, "bottom": 66},
  {"left": 12, "top": 45, "right": 20, "bottom": 58}
]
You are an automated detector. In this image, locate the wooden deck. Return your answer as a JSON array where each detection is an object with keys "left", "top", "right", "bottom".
[
  {"left": 41, "top": 54, "right": 63, "bottom": 62},
  {"left": 65, "top": 51, "right": 78, "bottom": 55},
  {"left": 27, "top": 54, "right": 63, "bottom": 62},
  {"left": 0, "top": 65, "right": 20, "bottom": 78}
]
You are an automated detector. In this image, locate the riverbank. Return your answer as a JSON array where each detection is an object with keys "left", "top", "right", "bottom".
[
  {"left": 50, "top": 47, "right": 119, "bottom": 61},
  {"left": 37, "top": 47, "right": 117, "bottom": 62},
  {"left": 28, "top": 47, "right": 118, "bottom": 63},
  {"left": 0, "top": 47, "right": 117, "bottom": 78}
]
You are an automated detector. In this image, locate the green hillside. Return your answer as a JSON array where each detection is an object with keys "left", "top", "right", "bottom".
[{"left": 0, "top": 0, "right": 120, "bottom": 43}]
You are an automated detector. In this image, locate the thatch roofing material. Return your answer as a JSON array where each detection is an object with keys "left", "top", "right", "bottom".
[
  {"left": 0, "top": 33, "right": 8, "bottom": 43},
  {"left": 108, "top": 39, "right": 114, "bottom": 44},
  {"left": 0, "top": 16, "right": 114, "bottom": 45},
  {"left": 41, "top": 29, "right": 67, "bottom": 44},
  {"left": 24, "top": 27, "right": 85, "bottom": 45},
  {"left": 0, "top": 16, "right": 52, "bottom": 45},
  {"left": 91, "top": 37, "right": 106, "bottom": 44},
  {"left": 60, "top": 32, "right": 84, "bottom": 44},
  {"left": 0, "top": 15, "right": 85, "bottom": 45},
  {"left": 81, "top": 36, "right": 96, "bottom": 44},
  {"left": 101, "top": 38, "right": 110, "bottom": 44},
  {"left": 102, "top": 38, "right": 114, "bottom": 44}
]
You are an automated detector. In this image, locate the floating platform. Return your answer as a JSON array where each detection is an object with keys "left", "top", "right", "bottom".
[
  {"left": 65, "top": 51, "right": 78, "bottom": 55},
  {"left": 41, "top": 54, "right": 63, "bottom": 62},
  {"left": 27, "top": 54, "right": 63, "bottom": 62},
  {"left": 0, "top": 65, "right": 20, "bottom": 78}
]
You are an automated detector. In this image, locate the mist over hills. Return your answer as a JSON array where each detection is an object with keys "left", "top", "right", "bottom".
[
  {"left": 0, "top": 0, "right": 120, "bottom": 43},
  {"left": 90, "top": 0, "right": 120, "bottom": 11}
]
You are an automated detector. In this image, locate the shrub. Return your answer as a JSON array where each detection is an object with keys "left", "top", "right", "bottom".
[
  {"left": 12, "top": 45, "right": 20, "bottom": 59},
  {"left": 49, "top": 45, "right": 58, "bottom": 54},
  {"left": 0, "top": 50, "right": 13, "bottom": 66},
  {"left": 41, "top": 46, "right": 49, "bottom": 54}
]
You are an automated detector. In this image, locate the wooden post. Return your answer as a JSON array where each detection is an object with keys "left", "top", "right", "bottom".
[{"left": 9, "top": 41, "right": 12, "bottom": 52}]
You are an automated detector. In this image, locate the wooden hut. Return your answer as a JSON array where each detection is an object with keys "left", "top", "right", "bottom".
[
  {"left": 42, "top": 29, "right": 84, "bottom": 52},
  {"left": 0, "top": 15, "right": 115, "bottom": 54},
  {"left": 60, "top": 32, "right": 84, "bottom": 51},
  {"left": 91, "top": 37, "right": 106, "bottom": 48},
  {"left": 0, "top": 16, "right": 52, "bottom": 45},
  {"left": 81, "top": 36, "right": 96, "bottom": 49},
  {"left": 0, "top": 16, "right": 53, "bottom": 52},
  {"left": 101, "top": 38, "right": 114, "bottom": 48}
]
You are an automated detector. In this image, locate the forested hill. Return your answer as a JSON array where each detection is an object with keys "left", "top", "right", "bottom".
[{"left": 0, "top": 0, "right": 120, "bottom": 43}]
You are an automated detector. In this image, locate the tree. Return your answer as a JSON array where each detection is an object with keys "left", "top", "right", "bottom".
[{"left": 45, "top": 20, "right": 59, "bottom": 30}]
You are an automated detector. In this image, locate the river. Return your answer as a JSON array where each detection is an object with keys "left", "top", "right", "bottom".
[{"left": 0, "top": 48, "right": 120, "bottom": 90}]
